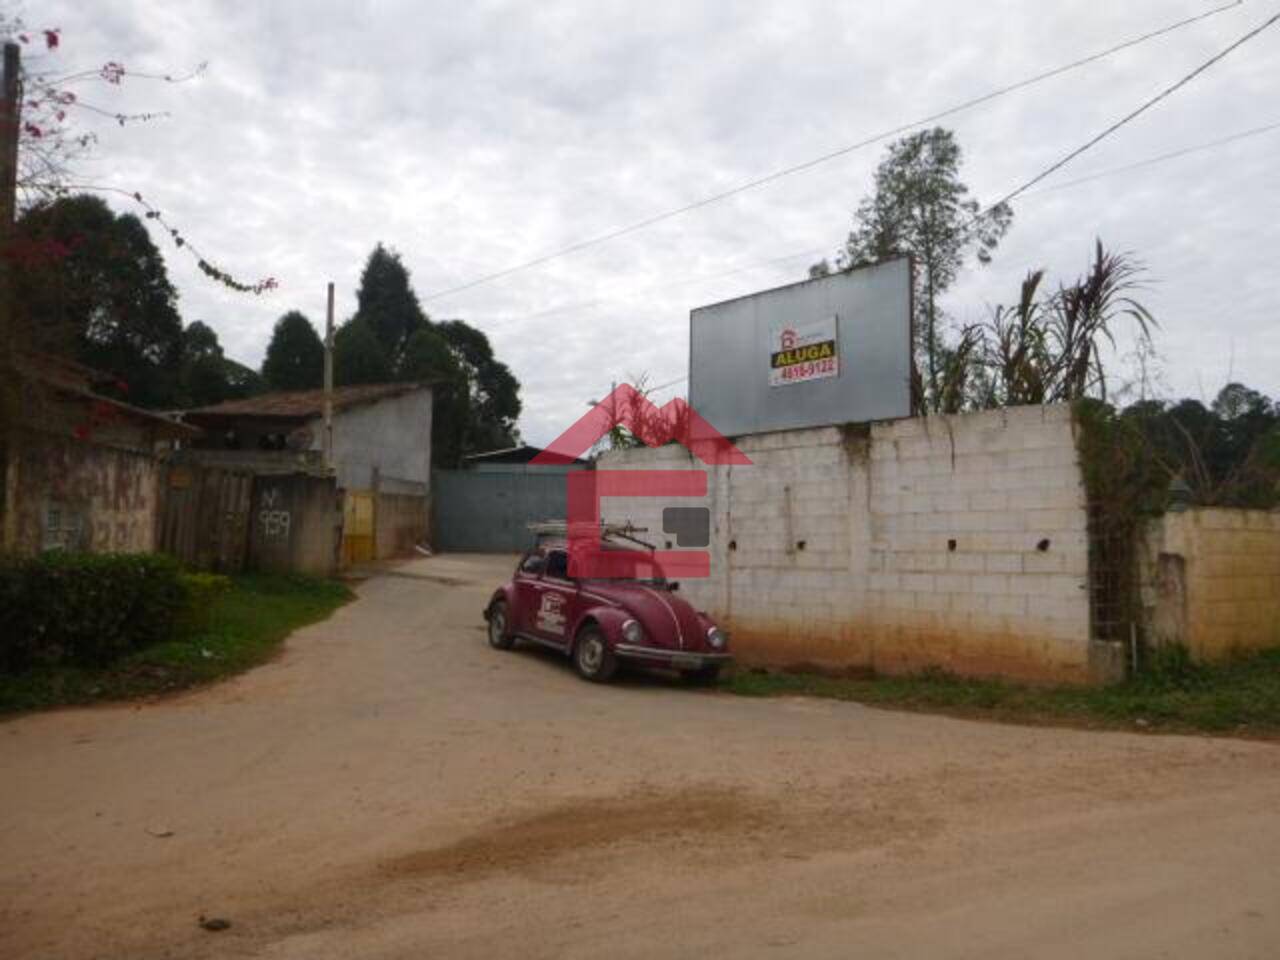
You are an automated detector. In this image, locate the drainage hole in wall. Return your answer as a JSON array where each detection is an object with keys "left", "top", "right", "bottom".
[
  {"left": 796, "top": 540, "right": 806, "bottom": 551},
  {"left": 947, "top": 538, "right": 957, "bottom": 552},
  {"left": 728, "top": 539, "right": 737, "bottom": 551},
  {"left": 1037, "top": 538, "right": 1051, "bottom": 552}
]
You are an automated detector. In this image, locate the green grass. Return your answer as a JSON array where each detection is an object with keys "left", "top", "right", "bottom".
[
  {"left": 724, "top": 646, "right": 1280, "bottom": 738},
  {"left": 0, "top": 574, "right": 353, "bottom": 715}
]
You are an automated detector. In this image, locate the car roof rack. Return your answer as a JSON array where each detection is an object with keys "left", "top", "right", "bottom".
[{"left": 527, "top": 519, "right": 655, "bottom": 551}]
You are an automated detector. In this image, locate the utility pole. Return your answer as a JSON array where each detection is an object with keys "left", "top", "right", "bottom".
[
  {"left": 0, "top": 42, "right": 21, "bottom": 551},
  {"left": 0, "top": 42, "right": 21, "bottom": 352},
  {"left": 323, "top": 281, "right": 335, "bottom": 471}
]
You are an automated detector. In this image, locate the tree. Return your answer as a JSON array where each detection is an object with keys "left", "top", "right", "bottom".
[
  {"left": 175, "top": 320, "right": 262, "bottom": 407},
  {"left": 261, "top": 311, "right": 323, "bottom": 391},
  {"left": 176, "top": 321, "right": 227, "bottom": 407},
  {"left": 402, "top": 326, "right": 470, "bottom": 468},
  {"left": 334, "top": 317, "right": 392, "bottom": 386},
  {"left": 436, "top": 319, "right": 522, "bottom": 451},
  {"left": 830, "top": 128, "right": 1012, "bottom": 409},
  {"left": 353, "top": 244, "right": 427, "bottom": 367},
  {"left": 13, "top": 194, "right": 184, "bottom": 406},
  {"left": 320, "top": 247, "right": 524, "bottom": 465},
  {"left": 400, "top": 326, "right": 459, "bottom": 383},
  {"left": 969, "top": 241, "right": 1155, "bottom": 411}
]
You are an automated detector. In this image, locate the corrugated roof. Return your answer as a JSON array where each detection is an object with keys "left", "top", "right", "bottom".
[{"left": 182, "top": 382, "right": 430, "bottom": 420}]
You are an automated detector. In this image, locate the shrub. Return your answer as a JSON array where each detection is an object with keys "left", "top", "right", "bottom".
[{"left": 0, "top": 552, "right": 188, "bottom": 671}]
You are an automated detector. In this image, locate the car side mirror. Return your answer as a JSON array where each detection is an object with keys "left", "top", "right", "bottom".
[{"left": 668, "top": 581, "right": 680, "bottom": 592}]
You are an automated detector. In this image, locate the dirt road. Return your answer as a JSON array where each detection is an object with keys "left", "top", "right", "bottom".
[{"left": 3, "top": 554, "right": 1279, "bottom": 959}]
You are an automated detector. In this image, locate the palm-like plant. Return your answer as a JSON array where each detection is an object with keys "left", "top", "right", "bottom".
[
  {"left": 1046, "top": 241, "right": 1156, "bottom": 403},
  {"left": 970, "top": 240, "right": 1156, "bottom": 409},
  {"left": 982, "top": 269, "right": 1051, "bottom": 407}
]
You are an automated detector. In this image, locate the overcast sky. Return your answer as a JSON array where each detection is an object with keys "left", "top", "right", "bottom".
[{"left": 29, "top": 0, "right": 1280, "bottom": 444}]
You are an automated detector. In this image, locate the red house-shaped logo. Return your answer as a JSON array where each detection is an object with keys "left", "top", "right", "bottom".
[
  {"left": 531, "top": 383, "right": 751, "bottom": 466},
  {"left": 531, "top": 383, "right": 750, "bottom": 578}
]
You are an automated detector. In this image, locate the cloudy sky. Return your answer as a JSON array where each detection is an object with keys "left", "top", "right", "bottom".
[{"left": 29, "top": 0, "right": 1280, "bottom": 444}]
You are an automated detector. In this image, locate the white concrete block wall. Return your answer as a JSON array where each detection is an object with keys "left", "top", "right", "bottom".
[{"left": 596, "top": 403, "right": 1094, "bottom": 682}]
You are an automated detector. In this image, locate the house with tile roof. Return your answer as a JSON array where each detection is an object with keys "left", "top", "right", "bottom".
[{"left": 177, "top": 382, "right": 434, "bottom": 495}]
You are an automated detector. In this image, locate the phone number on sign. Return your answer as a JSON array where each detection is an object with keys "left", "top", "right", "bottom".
[{"left": 778, "top": 358, "right": 836, "bottom": 381}]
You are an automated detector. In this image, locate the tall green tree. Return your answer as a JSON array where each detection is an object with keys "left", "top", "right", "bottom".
[
  {"left": 334, "top": 317, "right": 392, "bottom": 386},
  {"left": 175, "top": 321, "right": 263, "bottom": 407},
  {"left": 261, "top": 311, "right": 324, "bottom": 391},
  {"left": 320, "top": 246, "right": 524, "bottom": 466},
  {"left": 435, "top": 319, "right": 522, "bottom": 451},
  {"left": 402, "top": 326, "right": 470, "bottom": 468},
  {"left": 13, "top": 194, "right": 184, "bottom": 407},
  {"left": 829, "top": 128, "right": 1012, "bottom": 410},
  {"left": 353, "top": 244, "right": 428, "bottom": 367}
]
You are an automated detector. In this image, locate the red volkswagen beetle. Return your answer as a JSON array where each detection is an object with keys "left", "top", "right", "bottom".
[{"left": 482, "top": 527, "right": 731, "bottom": 683}]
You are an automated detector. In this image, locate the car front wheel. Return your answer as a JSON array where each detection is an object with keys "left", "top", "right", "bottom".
[
  {"left": 573, "top": 626, "right": 618, "bottom": 683},
  {"left": 487, "top": 600, "right": 515, "bottom": 650}
]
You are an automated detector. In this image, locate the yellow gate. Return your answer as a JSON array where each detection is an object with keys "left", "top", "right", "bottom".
[{"left": 342, "top": 491, "right": 375, "bottom": 566}]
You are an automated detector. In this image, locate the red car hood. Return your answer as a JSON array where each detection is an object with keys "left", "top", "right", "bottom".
[{"left": 582, "top": 581, "right": 710, "bottom": 652}]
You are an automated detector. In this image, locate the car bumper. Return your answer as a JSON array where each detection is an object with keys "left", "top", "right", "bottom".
[{"left": 613, "top": 643, "right": 732, "bottom": 670}]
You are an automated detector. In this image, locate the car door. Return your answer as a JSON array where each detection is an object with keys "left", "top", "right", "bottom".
[
  {"left": 512, "top": 549, "right": 546, "bottom": 635},
  {"left": 528, "top": 548, "right": 578, "bottom": 649}
]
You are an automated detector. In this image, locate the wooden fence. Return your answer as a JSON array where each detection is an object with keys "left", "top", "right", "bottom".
[{"left": 156, "top": 463, "right": 254, "bottom": 572}]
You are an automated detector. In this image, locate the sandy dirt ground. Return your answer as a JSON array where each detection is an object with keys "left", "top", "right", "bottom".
[{"left": 3, "top": 553, "right": 1280, "bottom": 959}]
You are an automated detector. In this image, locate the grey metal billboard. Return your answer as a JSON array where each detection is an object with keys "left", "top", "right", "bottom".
[{"left": 688, "top": 256, "right": 912, "bottom": 437}]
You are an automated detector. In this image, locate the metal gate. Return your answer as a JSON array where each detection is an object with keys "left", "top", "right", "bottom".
[{"left": 432, "top": 469, "right": 572, "bottom": 552}]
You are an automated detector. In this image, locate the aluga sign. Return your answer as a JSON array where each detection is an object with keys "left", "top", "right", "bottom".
[{"left": 769, "top": 315, "right": 839, "bottom": 386}]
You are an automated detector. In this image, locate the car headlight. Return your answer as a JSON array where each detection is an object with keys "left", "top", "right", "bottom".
[
  {"left": 706, "top": 626, "right": 726, "bottom": 650},
  {"left": 622, "top": 619, "right": 644, "bottom": 644}
]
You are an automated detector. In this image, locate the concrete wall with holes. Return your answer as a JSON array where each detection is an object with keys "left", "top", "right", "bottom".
[
  {"left": 597, "top": 403, "right": 1112, "bottom": 683},
  {"left": 1140, "top": 508, "right": 1280, "bottom": 661}
]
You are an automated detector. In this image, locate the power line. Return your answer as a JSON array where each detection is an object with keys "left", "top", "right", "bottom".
[
  {"left": 506, "top": 115, "right": 1279, "bottom": 325},
  {"left": 987, "top": 8, "right": 1280, "bottom": 212},
  {"left": 511, "top": 246, "right": 827, "bottom": 324},
  {"left": 647, "top": 375, "right": 687, "bottom": 394},
  {"left": 1025, "top": 119, "right": 1280, "bottom": 194},
  {"left": 570, "top": 106, "right": 1280, "bottom": 408},
  {"left": 423, "top": 1, "right": 1243, "bottom": 305}
]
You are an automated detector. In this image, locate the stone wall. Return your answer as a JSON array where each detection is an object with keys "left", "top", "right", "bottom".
[
  {"left": 598, "top": 404, "right": 1105, "bottom": 683},
  {"left": 1141, "top": 508, "right": 1280, "bottom": 660}
]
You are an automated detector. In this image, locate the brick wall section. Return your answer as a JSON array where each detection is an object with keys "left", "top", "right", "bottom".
[
  {"left": 1141, "top": 508, "right": 1280, "bottom": 659},
  {"left": 599, "top": 403, "right": 1096, "bottom": 683}
]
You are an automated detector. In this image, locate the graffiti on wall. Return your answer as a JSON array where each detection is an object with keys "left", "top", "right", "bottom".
[
  {"left": 258, "top": 485, "right": 292, "bottom": 540},
  {"left": 17, "top": 435, "right": 157, "bottom": 554}
]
